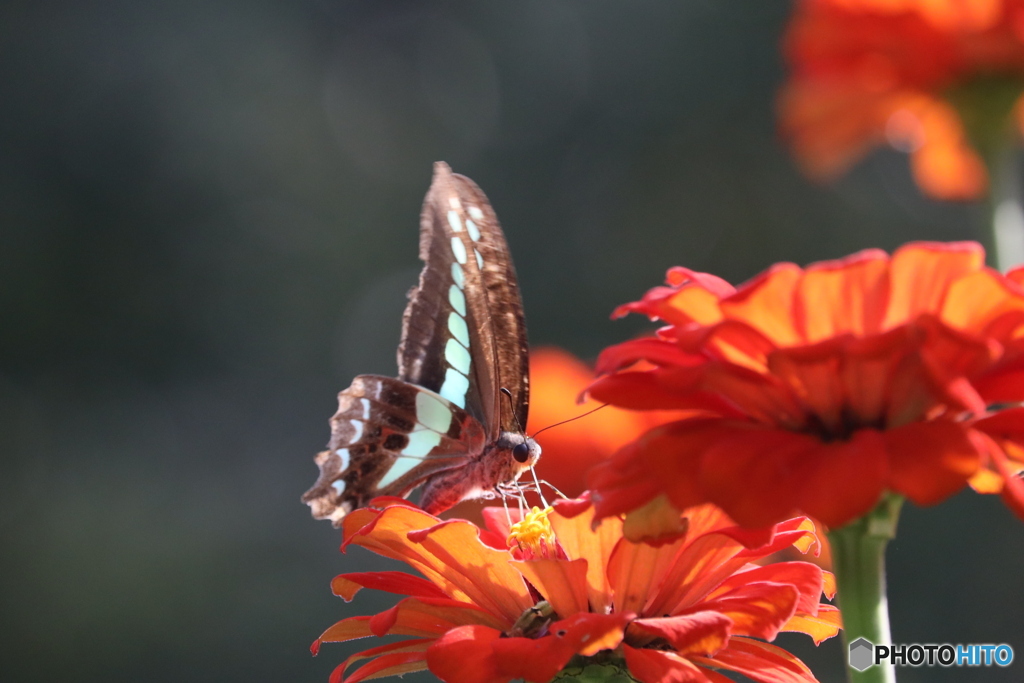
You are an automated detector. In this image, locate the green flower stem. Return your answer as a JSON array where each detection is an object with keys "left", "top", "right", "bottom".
[
  {"left": 828, "top": 494, "right": 904, "bottom": 683},
  {"left": 945, "top": 75, "right": 1024, "bottom": 270},
  {"left": 986, "top": 146, "right": 1024, "bottom": 272}
]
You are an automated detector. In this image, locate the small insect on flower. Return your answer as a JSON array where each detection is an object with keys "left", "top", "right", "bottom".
[{"left": 312, "top": 497, "right": 840, "bottom": 683}]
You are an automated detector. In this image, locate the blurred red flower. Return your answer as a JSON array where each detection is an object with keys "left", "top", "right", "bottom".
[
  {"left": 587, "top": 242, "right": 1024, "bottom": 536},
  {"left": 526, "top": 348, "right": 686, "bottom": 498},
  {"left": 313, "top": 499, "right": 839, "bottom": 683},
  {"left": 780, "top": 0, "right": 1024, "bottom": 199}
]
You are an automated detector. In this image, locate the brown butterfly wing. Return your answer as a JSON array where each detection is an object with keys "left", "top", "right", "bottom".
[
  {"left": 398, "top": 162, "right": 530, "bottom": 435},
  {"left": 301, "top": 375, "right": 487, "bottom": 525}
]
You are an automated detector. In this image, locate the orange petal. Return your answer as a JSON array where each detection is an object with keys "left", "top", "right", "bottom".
[
  {"left": 883, "top": 242, "right": 985, "bottom": 329},
  {"left": 910, "top": 134, "right": 987, "bottom": 200},
  {"left": 510, "top": 559, "right": 590, "bottom": 619},
  {"left": 644, "top": 532, "right": 747, "bottom": 618},
  {"left": 780, "top": 604, "right": 842, "bottom": 645},
  {"left": 607, "top": 531, "right": 689, "bottom": 614},
  {"left": 549, "top": 505, "right": 621, "bottom": 613},
  {"left": 407, "top": 520, "right": 534, "bottom": 624},
  {"left": 317, "top": 616, "right": 374, "bottom": 644},
  {"left": 622, "top": 495, "right": 690, "bottom": 545},
  {"left": 941, "top": 269, "right": 1024, "bottom": 335},
  {"left": 720, "top": 263, "right": 804, "bottom": 347},
  {"left": 798, "top": 248, "right": 890, "bottom": 341}
]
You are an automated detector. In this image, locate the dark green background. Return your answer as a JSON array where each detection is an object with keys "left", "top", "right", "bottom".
[{"left": 1, "top": 2, "right": 1020, "bottom": 682}]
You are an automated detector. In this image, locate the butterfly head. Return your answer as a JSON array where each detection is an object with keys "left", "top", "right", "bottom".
[{"left": 497, "top": 431, "right": 542, "bottom": 477}]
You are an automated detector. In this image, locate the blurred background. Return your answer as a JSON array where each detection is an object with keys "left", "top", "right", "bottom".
[{"left": 2, "top": 2, "right": 1022, "bottom": 682}]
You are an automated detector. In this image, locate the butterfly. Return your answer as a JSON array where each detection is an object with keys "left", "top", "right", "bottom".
[{"left": 302, "top": 162, "right": 541, "bottom": 525}]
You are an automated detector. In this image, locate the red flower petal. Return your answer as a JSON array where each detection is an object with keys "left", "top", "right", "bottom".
[
  {"left": 427, "top": 625, "right": 506, "bottom": 683},
  {"left": 795, "top": 430, "right": 888, "bottom": 529},
  {"left": 623, "top": 645, "right": 716, "bottom": 683},
  {"left": 368, "top": 597, "right": 506, "bottom": 637},
  {"left": 331, "top": 572, "right": 449, "bottom": 602},
  {"left": 884, "top": 419, "right": 981, "bottom": 506},
  {"left": 711, "top": 562, "right": 825, "bottom": 616},
  {"left": 332, "top": 640, "right": 432, "bottom": 683},
  {"left": 692, "top": 636, "right": 818, "bottom": 683},
  {"left": 336, "top": 651, "right": 428, "bottom": 683},
  {"left": 686, "top": 581, "right": 800, "bottom": 641},
  {"left": 629, "top": 612, "right": 732, "bottom": 657}
]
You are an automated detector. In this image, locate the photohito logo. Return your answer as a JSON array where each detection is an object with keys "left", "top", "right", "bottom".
[{"left": 848, "top": 637, "right": 1015, "bottom": 671}]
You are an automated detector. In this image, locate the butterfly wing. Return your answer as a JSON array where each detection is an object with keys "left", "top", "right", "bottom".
[
  {"left": 302, "top": 375, "right": 487, "bottom": 524},
  {"left": 303, "top": 163, "right": 530, "bottom": 526},
  {"left": 398, "top": 162, "right": 530, "bottom": 434}
]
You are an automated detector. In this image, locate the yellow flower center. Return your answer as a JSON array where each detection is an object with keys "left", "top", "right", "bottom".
[{"left": 507, "top": 506, "right": 556, "bottom": 556}]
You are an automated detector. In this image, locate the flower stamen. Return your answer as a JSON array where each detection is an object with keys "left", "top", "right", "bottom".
[{"left": 507, "top": 506, "right": 556, "bottom": 558}]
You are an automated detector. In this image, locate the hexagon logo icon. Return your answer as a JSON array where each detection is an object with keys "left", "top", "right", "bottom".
[{"left": 849, "top": 637, "right": 875, "bottom": 672}]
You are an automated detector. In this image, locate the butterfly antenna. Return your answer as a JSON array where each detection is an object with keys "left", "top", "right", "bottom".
[
  {"left": 500, "top": 387, "right": 525, "bottom": 433},
  {"left": 530, "top": 403, "right": 610, "bottom": 440}
]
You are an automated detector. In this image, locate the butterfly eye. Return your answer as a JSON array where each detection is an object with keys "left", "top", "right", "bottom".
[{"left": 512, "top": 442, "right": 531, "bottom": 463}]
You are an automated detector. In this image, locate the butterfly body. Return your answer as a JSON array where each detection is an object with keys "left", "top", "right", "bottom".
[{"left": 303, "top": 163, "right": 539, "bottom": 525}]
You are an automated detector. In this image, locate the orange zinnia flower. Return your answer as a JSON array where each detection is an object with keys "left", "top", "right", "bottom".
[
  {"left": 779, "top": 0, "right": 1024, "bottom": 199},
  {"left": 313, "top": 498, "right": 839, "bottom": 683},
  {"left": 587, "top": 242, "right": 1024, "bottom": 535},
  {"left": 527, "top": 348, "right": 685, "bottom": 498}
]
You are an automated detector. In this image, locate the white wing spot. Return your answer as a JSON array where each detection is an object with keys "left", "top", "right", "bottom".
[
  {"left": 447, "top": 210, "right": 463, "bottom": 233},
  {"left": 451, "top": 262, "right": 465, "bottom": 289},
  {"left": 332, "top": 480, "right": 347, "bottom": 495},
  {"left": 448, "top": 312, "right": 470, "bottom": 347},
  {"left": 349, "top": 420, "right": 363, "bottom": 443},
  {"left": 359, "top": 398, "right": 371, "bottom": 419},
  {"left": 449, "top": 197, "right": 462, "bottom": 209},
  {"left": 468, "top": 206, "right": 484, "bottom": 220},
  {"left": 451, "top": 236, "right": 468, "bottom": 264},
  {"left": 465, "top": 218, "right": 481, "bottom": 242},
  {"left": 475, "top": 249, "right": 484, "bottom": 269},
  {"left": 399, "top": 429, "right": 443, "bottom": 458},
  {"left": 334, "top": 448, "right": 351, "bottom": 471},
  {"left": 415, "top": 390, "right": 453, "bottom": 433},
  {"left": 448, "top": 284, "right": 466, "bottom": 316},
  {"left": 445, "top": 338, "right": 471, "bottom": 375},
  {"left": 379, "top": 431, "right": 442, "bottom": 488},
  {"left": 439, "top": 368, "right": 470, "bottom": 408}
]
